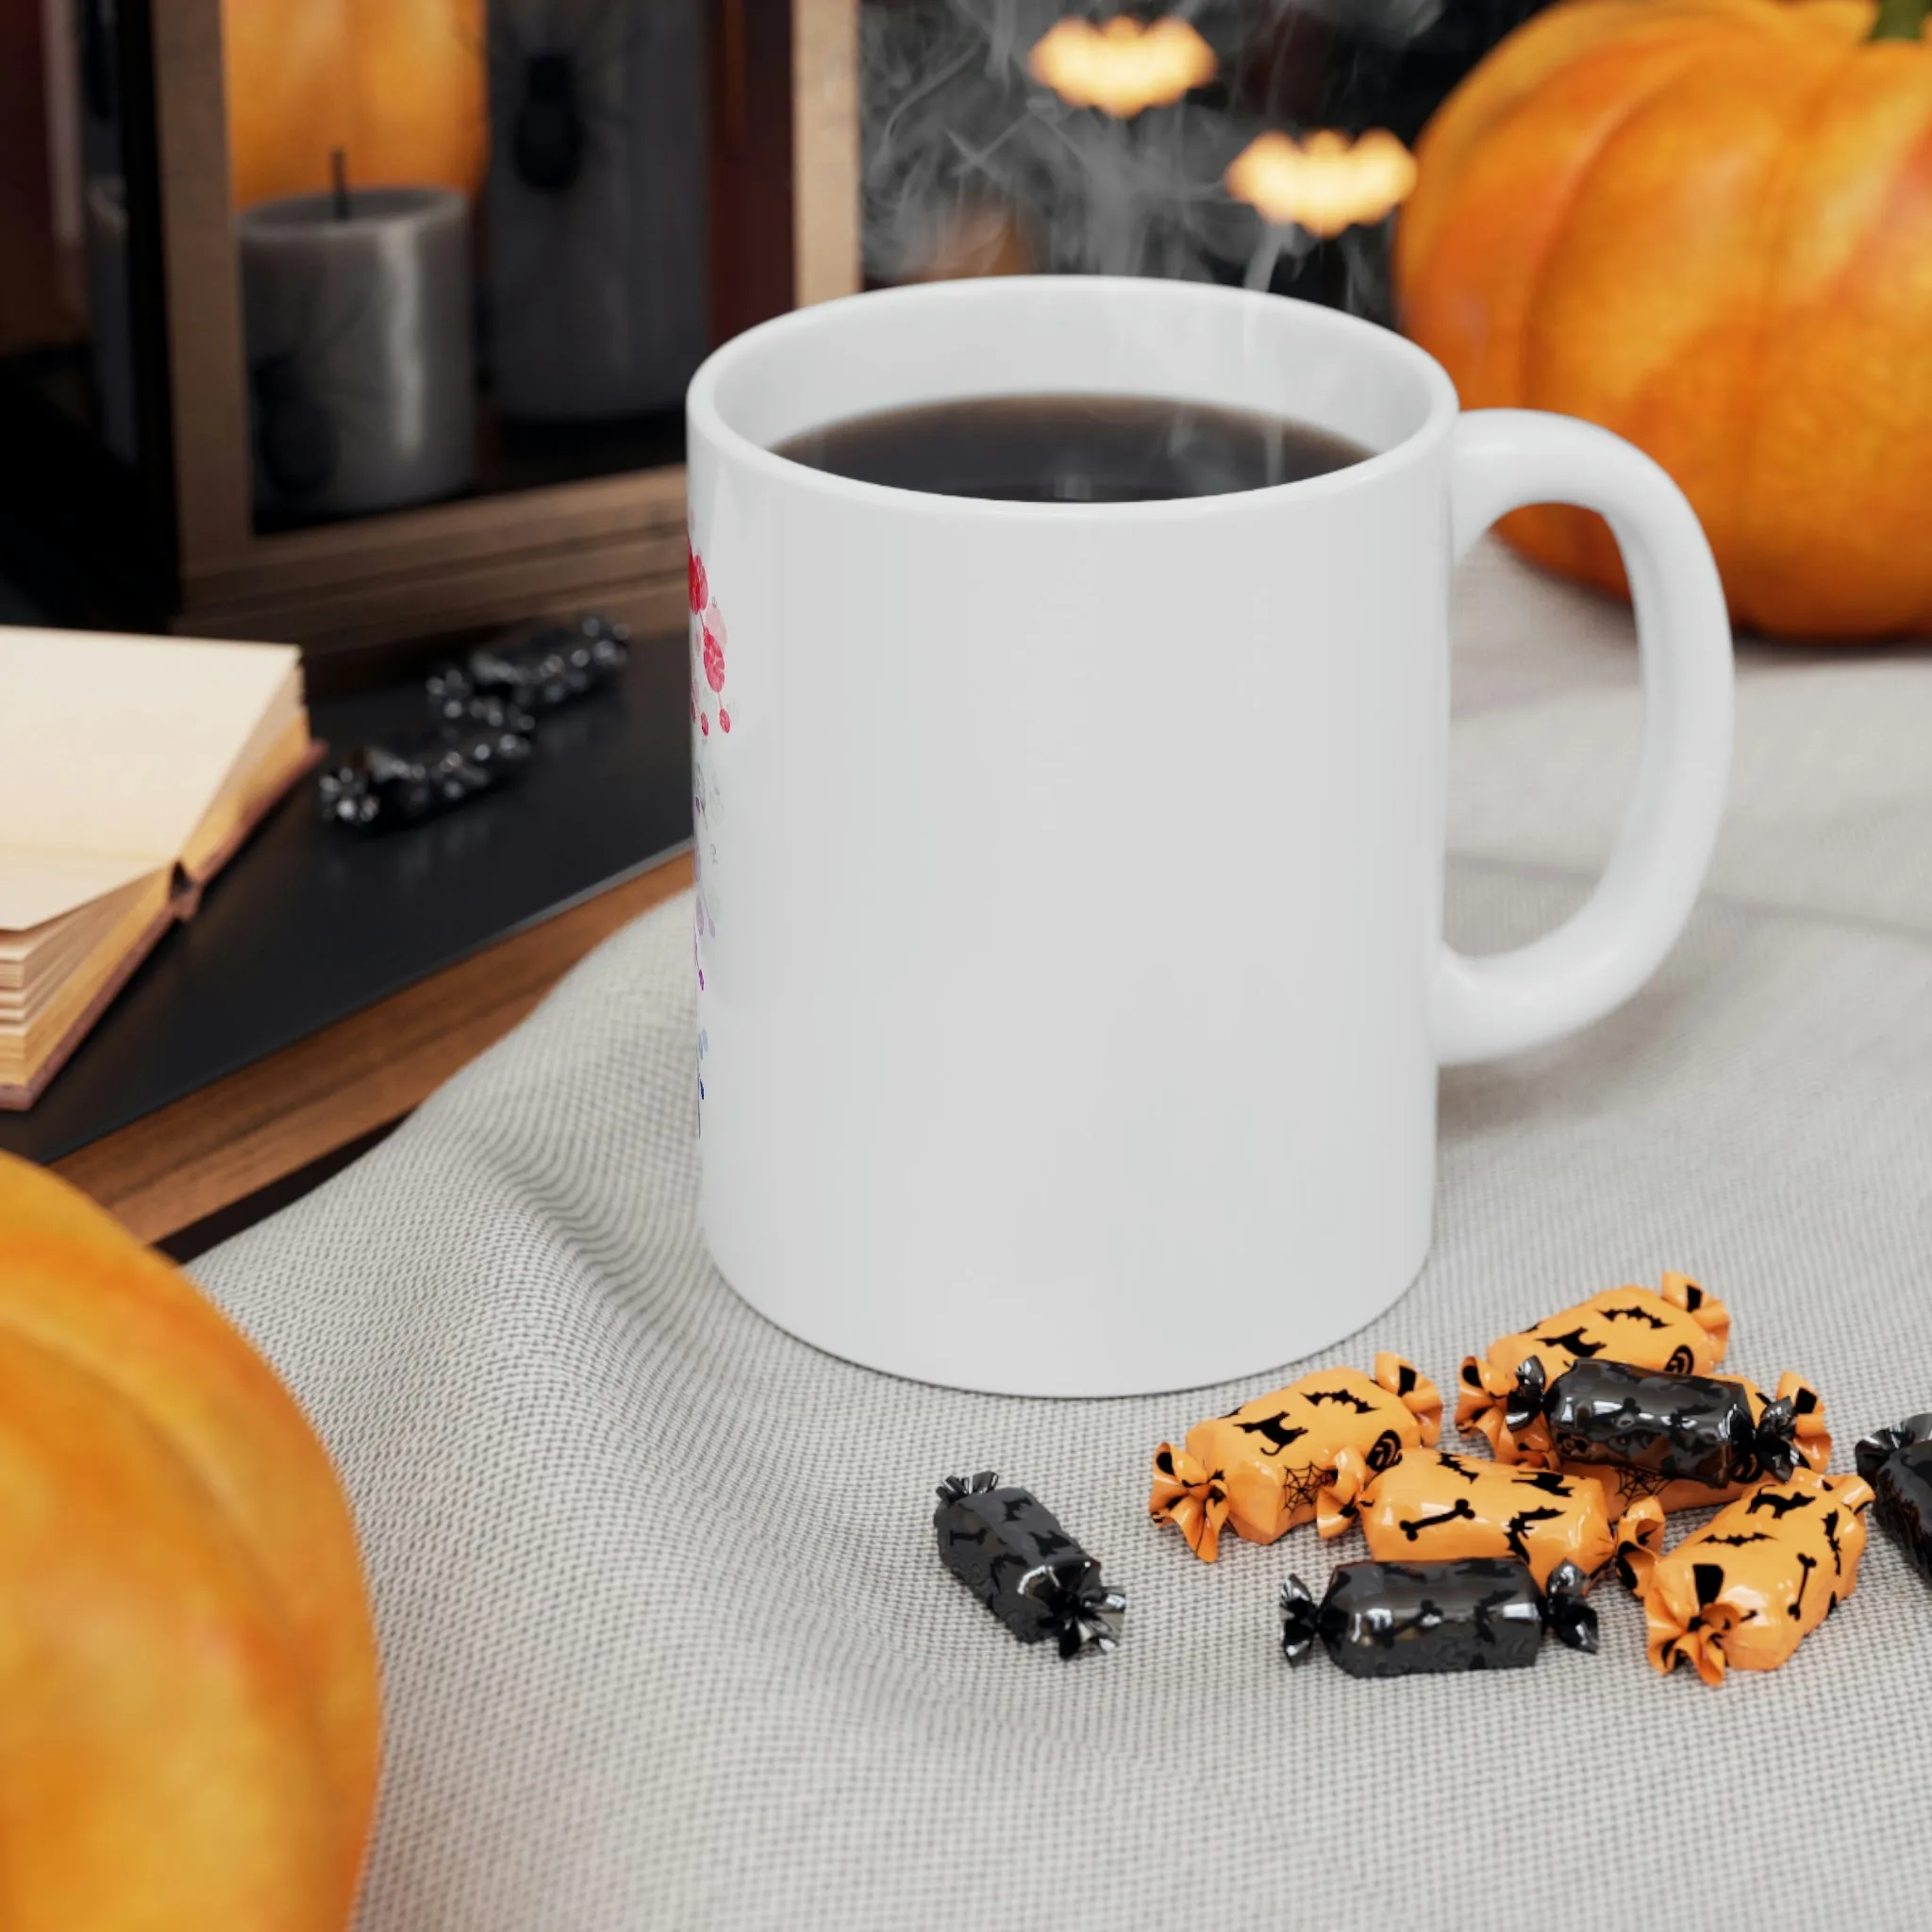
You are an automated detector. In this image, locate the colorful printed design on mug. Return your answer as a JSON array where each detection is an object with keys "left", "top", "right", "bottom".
[
  {"left": 689, "top": 537, "right": 731, "bottom": 738},
  {"left": 690, "top": 530, "right": 730, "bottom": 1129}
]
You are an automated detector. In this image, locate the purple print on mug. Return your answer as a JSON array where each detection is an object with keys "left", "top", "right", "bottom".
[{"left": 690, "top": 530, "right": 730, "bottom": 1129}]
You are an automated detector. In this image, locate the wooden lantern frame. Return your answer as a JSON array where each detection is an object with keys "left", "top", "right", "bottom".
[{"left": 148, "top": 0, "right": 858, "bottom": 679}]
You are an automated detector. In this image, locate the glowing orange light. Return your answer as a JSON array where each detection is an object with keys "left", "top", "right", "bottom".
[
  {"left": 1224, "top": 128, "right": 1418, "bottom": 239},
  {"left": 1026, "top": 15, "right": 1218, "bottom": 120}
]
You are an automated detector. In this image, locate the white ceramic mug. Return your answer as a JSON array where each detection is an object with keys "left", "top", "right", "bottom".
[{"left": 684, "top": 277, "right": 1732, "bottom": 1397}]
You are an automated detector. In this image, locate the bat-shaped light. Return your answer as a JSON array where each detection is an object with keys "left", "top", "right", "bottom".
[
  {"left": 1026, "top": 15, "right": 1217, "bottom": 120},
  {"left": 1224, "top": 128, "right": 1418, "bottom": 239}
]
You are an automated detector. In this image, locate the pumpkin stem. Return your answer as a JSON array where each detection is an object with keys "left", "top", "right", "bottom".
[{"left": 1870, "top": 0, "right": 1928, "bottom": 41}]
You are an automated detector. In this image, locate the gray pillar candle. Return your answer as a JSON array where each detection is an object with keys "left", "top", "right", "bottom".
[
  {"left": 485, "top": 0, "right": 708, "bottom": 423},
  {"left": 239, "top": 186, "right": 477, "bottom": 519}
]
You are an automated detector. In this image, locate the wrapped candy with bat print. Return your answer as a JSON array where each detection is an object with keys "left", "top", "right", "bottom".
[
  {"left": 1855, "top": 1414, "right": 1932, "bottom": 1586},
  {"left": 934, "top": 1473, "right": 1125, "bottom": 1658},
  {"left": 1457, "top": 1272, "right": 1731, "bottom": 1462},
  {"left": 1317, "top": 1448, "right": 1618, "bottom": 1589},
  {"left": 1617, "top": 1469, "right": 1874, "bottom": 1685},
  {"left": 1149, "top": 1355, "right": 1442, "bottom": 1563},
  {"left": 1279, "top": 1556, "right": 1598, "bottom": 1678},
  {"left": 1506, "top": 1358, "right": 1831, "bottom": 1523}
]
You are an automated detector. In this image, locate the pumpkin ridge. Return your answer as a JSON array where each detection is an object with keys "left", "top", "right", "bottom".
[
  {"left": 0, "top": 1167, "right": 379, "bottom": 1914},
  {"left": 1725, "top": 36, "right": 1873, "bottom": 628},
  {"left": 1402, "top": 4, "right": 1729, "bottom": 287},
  {"left": 0, "top": 1231, "right": 381, "bottom": 1816},
  {"left": 0, "top": 1316, "right": 364, "bottom": 1916},
  {"left": 1503, "top": 31, "right": 1726, "bottom": 579},
  {"left": 1512, "top": 21, "right": 1840, "bottom": 586},
  {"left": 1401, "top": 0, "right": 1651, "bottom": 274},
  {"left": 0, "top": 1326, "right": 345, "bottom": 1929},
  {"left": 1738, "top": 56, "right": 1932, "bottom": 631}
]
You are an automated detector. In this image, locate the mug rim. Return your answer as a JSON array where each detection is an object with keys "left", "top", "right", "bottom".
[{"left": 686, "top": 275, "right": 1459, "bottom": 523}]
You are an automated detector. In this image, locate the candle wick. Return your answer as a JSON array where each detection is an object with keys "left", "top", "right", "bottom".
[{"left": 330, "top": 148, "right": 351, "bottom": 221}]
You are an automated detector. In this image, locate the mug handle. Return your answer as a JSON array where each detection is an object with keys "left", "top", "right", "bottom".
[{"left": 1434, "top": 409, "right": 1734, "bottom": 1067}]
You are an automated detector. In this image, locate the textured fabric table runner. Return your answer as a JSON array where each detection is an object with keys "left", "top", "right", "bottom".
[{"left": 194, "top": 542, "right": 1932, "bottom": 1931}]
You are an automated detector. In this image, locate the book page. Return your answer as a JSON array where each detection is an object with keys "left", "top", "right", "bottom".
[
  {"left": 0, "top": 626, "right": 302, "bottom": 929},
  {"left": 178, "top": 700, "right": 313, "bottom": 883},
  {"left": 0, "top": 850, "right": 166, "bottom": 934},
  {"left": 0, "top": 872, "right": 158, "bottom": 988},
  {"left": 0, "top": 869, "right": 174, "bottom": 1086}
]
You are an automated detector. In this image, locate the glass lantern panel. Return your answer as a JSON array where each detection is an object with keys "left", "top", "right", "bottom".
[{"left": 858, "top": 1, "right": 1551, "bottom": 322}]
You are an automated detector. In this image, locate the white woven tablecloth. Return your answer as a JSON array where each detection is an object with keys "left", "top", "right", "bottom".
[{"left": 194, "top": 541, "right": 1932, "bottom": 1932}]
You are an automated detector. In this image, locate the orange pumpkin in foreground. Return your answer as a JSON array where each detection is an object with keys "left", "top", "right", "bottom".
[
  {"left": 1396, "top": 0, "right": 1932, "bottom": 640},
  {"left": 0, "top": 1154, "right": 379, "bottom": 1930}
]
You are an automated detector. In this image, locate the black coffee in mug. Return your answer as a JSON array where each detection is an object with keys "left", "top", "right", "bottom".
[{"left": 772, "top": 393, "right": 1370, "bottom": 504}]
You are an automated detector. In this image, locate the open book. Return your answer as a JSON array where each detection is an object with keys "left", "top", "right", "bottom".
[{"left": 0, "top": 627, "right": 318, "bottom": 1109}]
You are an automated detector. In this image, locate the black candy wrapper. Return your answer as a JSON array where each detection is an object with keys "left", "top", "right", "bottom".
[
  {"left": 934, "top": 1473, "right": 1125, "bottom": 1658},
  {"left": 1280, "top": 1557, "right": 1597, "bottom": 1678},
  {"left": 1856, "top": 1413, "right": 1932, "bottom": 1585},
  {"left": 427, "top": 614, "right": 629, "bottom": 723},
  {"left": 317, "top": 717, "right": 533, "bottom": 831},
  {"left": 1507, "top": 1356, "right": 1798, "bottom": 1487}
]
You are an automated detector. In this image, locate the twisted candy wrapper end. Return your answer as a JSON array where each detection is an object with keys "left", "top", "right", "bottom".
[
  {"left": 1279, "top": 1574, "right": 1319, "bottom": 1663},
  {"left": 1645, "top": 1560, "right": 1738, "bottom": 1687},
  {"left": 1540, "top": 1558, "right": 1598, "bottom": 1653},
  {"left": 1738, "top": 1396, "right": 1799, "bottom": 1484},
  {"left": 1504, "top": 1355, "right": 1549, "bottom": 1437},
  {"left": 1150, "top": 1444, "right": 1229, "bottom": 1563},
  {"left": 1018, "top": 1558, "right": 1127, "bottom": 1660},
  {"left": 1457, "top": 1356, "right": 1536, "bottom": 1463},
  {"left": 1374, "top": 1352, "right": 1443, "bottom": 1447},
  {"left": 1613, "top": 1498, "right": 1669, "bottom": 1594},
  {"left": 1660, "top": 1271, "right": 1731, "bottom": 1355},
  {"left": 1856, "top": 1411, "right": 1932, "bottom": 1480},
  {"left": 1316, "top": 1444, "right": 1373, "bottom": 1540},
  {"left": 1776, "top": 1371, "right": 1832, "bottom": 1477},
  {"left": 936, "top": 1471, "right": 1000, "bottom": 1505}
]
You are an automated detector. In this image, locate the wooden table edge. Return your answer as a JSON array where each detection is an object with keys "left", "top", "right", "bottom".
[{"left": 55, "top": 854, "right": 693, "bottom": 1245}]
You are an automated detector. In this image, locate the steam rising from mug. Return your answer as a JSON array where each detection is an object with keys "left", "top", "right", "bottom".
[{"left": 860, "top": 0, "right": 1441, "bottom": 291}]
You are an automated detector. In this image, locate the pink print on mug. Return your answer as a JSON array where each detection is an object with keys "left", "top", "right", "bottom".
[
  {"left": 688, "top": 537, "right": 731, "bottom": 741},
  {"left": 691, "top": 529, "right": 732, "bottom": 1069}
]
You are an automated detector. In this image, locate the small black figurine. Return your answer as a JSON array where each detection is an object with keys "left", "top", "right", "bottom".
[
  {"left": 1506, "top": 1356, "right": 1801, "bottom": 1490},
  {"left": 317, "top": 717, "right": 533, "bottom": 831},
  {"left": 1856, "top": 1413, "right": 1932, "bottom": 1585},
  {"left": 511, "top": 50, "right": 587, "bottom": 193},
  {"left": 325, "top": 610, "right": 626, "bottom": 834},
  {"left": 934, "top": 1472, "right": 1125, "bottom": 1658},
  {"left": 1281, "top": 1557, "right": 1597, "bottom": 1678},
  {"left": 427, "top": 613, "right": 629, "bottom": 724}
]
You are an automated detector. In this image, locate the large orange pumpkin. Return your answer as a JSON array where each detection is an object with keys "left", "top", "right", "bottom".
[
  {"left": 222, "top": 0, "right": 488, "bottom": 208},
  {"left": 1396, "top": 0, "right": 1932, "bottom": 640},
  {"left": 0, "top": 1154, "right": 379, "bottom": 1930}
]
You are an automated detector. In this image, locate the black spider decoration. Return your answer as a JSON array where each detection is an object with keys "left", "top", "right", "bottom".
[{"left": 512, "top": 50, "right": 586, "bottom": 192}]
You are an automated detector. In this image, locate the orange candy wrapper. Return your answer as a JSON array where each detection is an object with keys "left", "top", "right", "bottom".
[
  {"left": 1529, "top": 1370, "right": 1830, "bottom": 1523},
  {"left": 1318, "top": 1448, "right": 1617, "bottom": 1589},
  {"left": 1616, "top": 1468, "right": 1874, "bottom": 1686},
  {"left": 1149, "top": 1355, "right": 1441, "bottom": 1562},
  {"left": 1457, "top": 1273, "right": 1731, "bottom": 1463}
]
